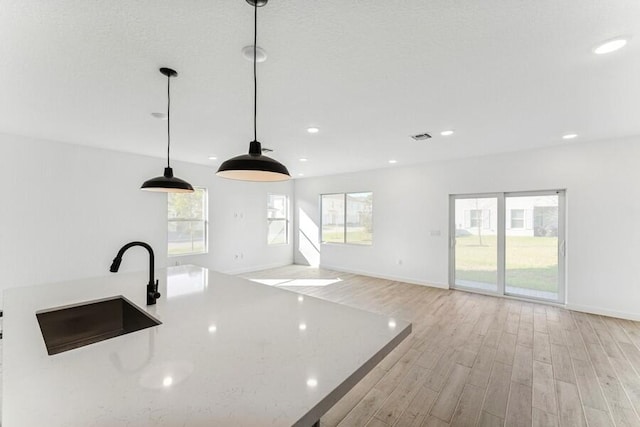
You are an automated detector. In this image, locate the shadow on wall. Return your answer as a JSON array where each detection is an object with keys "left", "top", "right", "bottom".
[{"left": 298, "top": 207, "right": 320, "bottom": 266}]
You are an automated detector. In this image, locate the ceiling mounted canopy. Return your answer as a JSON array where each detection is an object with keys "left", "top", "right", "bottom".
[
  {"left": 216, "top": 0, "right": 291, "bottom": 182},
  {"left": 141, "top": 68, "right": 194, "bottom": 193},
  {"left": 245, "top": 0, "right": 268, "bottom": 7}
]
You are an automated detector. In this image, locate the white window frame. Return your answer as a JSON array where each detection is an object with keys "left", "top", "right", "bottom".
[
  {"left": 510, "top": 209, "right": 525, "bottom": 229},
  {"left": 267, "top": 194, "right": 289, "bottom": 245},
  {"left": 320, "top": 192, "right": 373, "bottom": 245},
  {"left": 469, "top": 209, "right": 482, "bottom": 228}
]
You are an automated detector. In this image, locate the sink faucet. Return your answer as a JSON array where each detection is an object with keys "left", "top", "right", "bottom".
[{"left": 109, "top": 241, "right": 161, "bottom": 305}]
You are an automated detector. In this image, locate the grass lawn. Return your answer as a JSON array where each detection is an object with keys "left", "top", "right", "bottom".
[
  {"left": 322, "top": 226, "right": 372, "bottom": 244},
  {"left": 455, "top": 235, "right": 558, "bottom": 292}
]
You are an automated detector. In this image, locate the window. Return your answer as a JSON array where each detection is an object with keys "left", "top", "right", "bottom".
[
  {"left": 168, "top": 188, "right": 207, "bottom": 256},
  {"left": 469, "top": 209, "right": 482, "bottom": 228},
  {"left": 267, "top": 194, "right": 288, "bottom": 245},
  {"left": 321, "top": 192, "right": 373, "bottom": 244},
  {"left": 466, "top": 209, "right": 490, "bottom": 229},
  {"left": 510, "top": 209, "right": 525, "bottom": 229},
  {"left": 321, "top": 194, "right": 345, "bottom": 243}
]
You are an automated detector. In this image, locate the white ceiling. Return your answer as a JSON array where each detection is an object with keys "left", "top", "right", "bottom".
[{"left": 1, "top": 0, "right": 639, "bottom": 178}]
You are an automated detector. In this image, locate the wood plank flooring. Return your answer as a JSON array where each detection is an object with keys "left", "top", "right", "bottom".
[{"left": 243, "top": 265, "right": 640, "bottom": 427}]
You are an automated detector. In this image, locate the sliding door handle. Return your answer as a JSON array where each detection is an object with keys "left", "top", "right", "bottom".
[{"left": 560, "top": 240, "right": 566, "bottom": 256}]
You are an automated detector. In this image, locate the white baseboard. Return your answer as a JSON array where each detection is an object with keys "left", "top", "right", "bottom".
[
  {"left": 318, "top": 264, "right": 449, "bottom": 290},
  {"left": 566, "top": 303, "right": 640, "bottom": 322},
  {"left": 224, "top": 262, "right": 638, "bottom": 322}
]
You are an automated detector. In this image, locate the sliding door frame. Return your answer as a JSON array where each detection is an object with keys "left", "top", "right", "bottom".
[
  {"left": 448, "top": 193, "right": 503, "bottom": 296},
  {"left": 449, "top": 190, "right": 566, "bottom": 304},
  {"left": 502, "top": 190, "right": 566, "bottom": 304}
]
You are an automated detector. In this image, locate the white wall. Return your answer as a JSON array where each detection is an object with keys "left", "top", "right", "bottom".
[
  {"left": 0, "top": 133, "right": 293, "bottom": 302},
  {"left": 4, "top": 131, "right": 639, "bottom": 320},
  {"left": 294, "top": 136, "right": 640, "bottom": 321},
  {"left": 177, "top": 177, "right": 294, "bottom": 275}
]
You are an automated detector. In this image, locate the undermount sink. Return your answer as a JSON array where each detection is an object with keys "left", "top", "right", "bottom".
[{"left": 36, "top": 296, "right": 161, "bottom": 355}]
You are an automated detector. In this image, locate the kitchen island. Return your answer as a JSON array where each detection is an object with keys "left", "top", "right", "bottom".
[{"left": 2, "top": 265, "right": 411, "bottom": 426}]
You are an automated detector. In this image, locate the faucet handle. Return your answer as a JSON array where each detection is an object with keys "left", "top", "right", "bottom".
[
  {"left": 147, "top": 290, "right": 161, "bottom": 305},
  {"left": 153, "top": 279, "right": 161, "bottom": 298},
  {"left": 146, "top": 280, "right": 161, "bottom": 305}
]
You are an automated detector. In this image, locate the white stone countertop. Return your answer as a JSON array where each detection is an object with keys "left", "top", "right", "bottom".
[{"left": 2, "top": 265, "right": 411, "bottom": 426}]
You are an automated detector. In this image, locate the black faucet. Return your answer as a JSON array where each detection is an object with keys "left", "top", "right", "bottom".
[{"left": 109, "top": 241, "right": 161, "bottom": 305}]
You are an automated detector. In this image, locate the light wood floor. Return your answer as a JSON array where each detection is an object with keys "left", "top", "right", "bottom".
[{"left": 243, "top": 265, "right": 640, "bottom": 427}]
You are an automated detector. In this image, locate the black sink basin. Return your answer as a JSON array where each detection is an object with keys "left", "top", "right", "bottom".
[{"left": 36, "top": 296, "right": 161, "bottom": 355}]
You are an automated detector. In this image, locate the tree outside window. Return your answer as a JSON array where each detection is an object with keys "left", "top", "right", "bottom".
[{"left": 168, "top": 188, "right": 207, "bottom": 256}]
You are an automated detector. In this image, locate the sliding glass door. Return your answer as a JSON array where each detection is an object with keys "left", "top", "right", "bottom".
[
  {"left": 452, "top": 196, "right": 499, "bottom": 293},
  {"left": 450, "top": 191, "right": 565, "bottom": 303},
  {"left": 505, "top": 193, "right": 564, "bottom": 301}
]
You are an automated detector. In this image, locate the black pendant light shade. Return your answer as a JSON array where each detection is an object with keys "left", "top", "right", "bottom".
[
  {"left": 216, "top": 0, "right": 291, "bottom": 182},
  {"left": 141, "top": 167, "right": 195, "bottom": 192},
  {"left": 217, "top": 141, "right": 290, "bottom": 182},
  {"left": 141, "top": 68, "right": 194, "bottom": 193}
]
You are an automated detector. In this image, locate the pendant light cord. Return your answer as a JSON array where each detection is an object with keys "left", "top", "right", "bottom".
[
  {"left": 253, "top": 0, "right": 258, "bottom": 143},
  {"left": 167, "top": 73, "right": 171, "bottom": 168}
]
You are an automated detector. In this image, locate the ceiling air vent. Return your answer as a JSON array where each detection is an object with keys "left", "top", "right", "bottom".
[{"left": 410, "top": 132, "right": 432, "bottom": 141}]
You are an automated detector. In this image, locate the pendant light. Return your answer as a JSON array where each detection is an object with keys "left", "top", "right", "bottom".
[
  {"left": 216, "top": 0, "right": 291, "bottom": 182},
  {"left": 141, "top": 68, "right": 195, "bottom": 193}
]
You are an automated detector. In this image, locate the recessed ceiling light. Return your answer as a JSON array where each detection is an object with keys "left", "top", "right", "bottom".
[
  {"left": 151, "top": 112, "right": 168, "bottom": 120},
  {"left": 440, "top": 130, "right": 454, "bottom": 136},
  {"left": 299, "top": 158, "right": 308, "bottom": 162},
  {"left": 208, "top": 156, "right": 217, "bottom": 160},
  {"left": 307, "top": 127, "right": 319, "bottom": 134},
  {"left": 388, "top": 160, "right": 397, "bottom": 164},
  {"left": 298, "top": 173, "right": 304, "bottom": 177},
  {"left": 562, "top": 133, "right": 578, "bottom": 140},
  {"left": 593, "top": 38, "right": 628, "bottom": 55}
]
